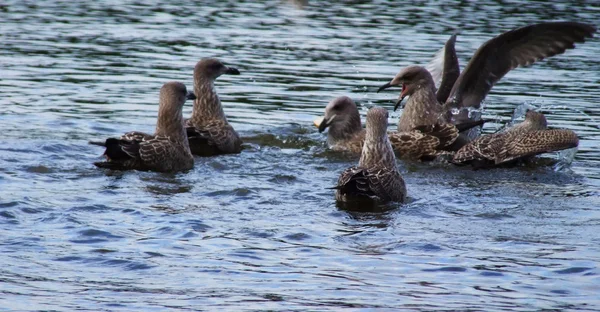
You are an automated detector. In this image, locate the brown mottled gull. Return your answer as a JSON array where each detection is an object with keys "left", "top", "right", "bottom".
[
  {"left": 333, "top": 106, "right": 407, "bottom": 205},
  {"left": 186, "top": 58, "right": 242, "bottom": 156},
  {"left": 377, "top": 22, "right": 595, "bottom": 140},
  {"left": 90, "top": 82, "right": 196, "bottom": 172},
  {"left": 452, "top": 110, "right": 579, "bottom": 168},
  {"left": 314, "top": 96, "right": 487, "bottom": 160}
]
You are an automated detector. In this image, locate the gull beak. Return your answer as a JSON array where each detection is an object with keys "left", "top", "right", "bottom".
[
  {"left": 186, "top": 91, "right": 197, "bottom": 101},
  {"left": 393, "top": 96, "right": 406, "bottom": 111},
  {"left": 313, "top": 116, "right": 324, "bottom": 128},
  {"left": 378, "top": 79, "right": 404, "bottom": 110},
  {"left": 377, "top": 82, "right": 393, "bottom": 93},
  {"left": 225, "top": 66, "right": 241, "bottom": 75},
  {"left": 393, "top": 83, "right": 409, "bottom": 111},
  {"left": 316, "top": 115, "right": 336, "bottom": 133}
]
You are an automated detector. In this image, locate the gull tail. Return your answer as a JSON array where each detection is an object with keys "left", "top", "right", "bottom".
[
  {"left": 89, "top": 140, "right": 107, "bottom": 147},
  {"left": 93, "top": 161, "right": 127, "bottom": 170}
]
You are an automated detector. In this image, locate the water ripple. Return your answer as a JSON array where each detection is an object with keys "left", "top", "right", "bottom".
[{"left": 1, "top": 1, "right": 599, "bottom": 311}]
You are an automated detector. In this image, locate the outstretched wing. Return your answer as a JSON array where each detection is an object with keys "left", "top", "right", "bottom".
[
  {"left": 436, "top": 34, "right": 460, "bottom": 104},
  {"left": 452, "top": 133, "right": 505, "bottom": 164},
  {"left": 446, "top": 22, "right": 595, "bottom": 109},
  {"left": 496, "top": 129, "right": 579, "bottom": 165}
]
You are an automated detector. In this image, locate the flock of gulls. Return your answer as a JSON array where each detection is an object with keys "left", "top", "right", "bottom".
[{"left": 90, "top": 22, "right": 596, "bottom": 207}]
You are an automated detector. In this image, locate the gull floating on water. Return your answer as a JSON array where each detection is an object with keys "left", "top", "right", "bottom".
[
  {"left": 315, "top": 96, "right": 487, "bottom": 160},
  {"left": 452, "top": 110, "right": 579, "bottom": 168},
  {"left": 90, "top": 81, "right": 196, "bottom": 172},
  {"left": 185, "top": 58, "right": 243, "bottom": 156},
  {"left": 377, "top": 22, "right": 595, "bottom": 148},
  {"left": 333, "top": 106, "right": 407, "bottom": 205}
]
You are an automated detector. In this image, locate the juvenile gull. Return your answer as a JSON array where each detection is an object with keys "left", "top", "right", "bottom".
[
  {"left": 452, "top": 110, "right": 579, "bottom": 168},
  {"left": 90, "top": 81, "right": 196, "bottom": 172},
  {"left": 426, "top": 34, "right": 459, "bottom": 104},
  {"left": 186, "top": 58, "right": 242, "bottom": 156},
  {"left": 333, "top": 106, "right": 407, "bottom": 205},
  {"left": 377, "top": 22, "right": 595, "bottom": 140},
  {"left": 315, "top": 96, "right": 487, "bottom": 160}
]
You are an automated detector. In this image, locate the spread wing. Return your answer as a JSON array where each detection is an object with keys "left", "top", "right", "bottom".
[
  {"left": 496, "top": 129, "right": 579, "bottom": 165},
  {"left": 436, "top": 34, "right": 460, "bottom": 104},
  {"left": 446, "top": 22, "right": 595, "bottom": 109},
  {"left": 452, "top": 133, "right": 505, "bottom": 164}
]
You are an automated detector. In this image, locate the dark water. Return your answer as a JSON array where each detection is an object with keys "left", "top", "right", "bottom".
[{"left": 1, "top": 1, "right": 600, "bottom": 310}]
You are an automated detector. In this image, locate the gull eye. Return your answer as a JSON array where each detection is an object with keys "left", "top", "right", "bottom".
[{"left": 209, "top": 62, "right": 222, "bottom": 71}]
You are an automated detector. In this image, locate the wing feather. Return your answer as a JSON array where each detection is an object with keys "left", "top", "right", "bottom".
[
  {"left": 187, "top": 120, "right": 242, "bottom": 156},
  {"left": 497, "top": 129, "right": 579, "bottom": 164},
  {"left": 446, "top": 22, "right": 595, "bottom": 109}
]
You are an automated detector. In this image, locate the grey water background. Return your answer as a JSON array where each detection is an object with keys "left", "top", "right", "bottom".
[{"left": 1, "top": 1, "right": 600, "bottom": 311}]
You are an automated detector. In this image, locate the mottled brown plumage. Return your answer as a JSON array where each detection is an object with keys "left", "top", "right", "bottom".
[
  {"left": 452, "top": 111, "right": 579, "bottom": 167},
  {"left": 378, "top": 22, "right": 595, "bottom": 135},
  {"left": 315, "top": 96, "right": 486, "bottom": 160},
  {"left": 90, "top": 82, "right": 195, "bottom": 172},
  {"left": 334, "top": 107, "right": 406, "bottom": 205},
  {"left": 186, "top": 58, "right": 243, "bottom": 156}
]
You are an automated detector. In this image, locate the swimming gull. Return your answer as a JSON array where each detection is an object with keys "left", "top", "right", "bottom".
[
  {"left": 333, "top": 106, "right": 407, "bottom": 205},
  {"left": 452, "top": 110, "right": 579, "bottom": 168},
  {"left": 186, "top": 58, "right": 243, "bottom": 156},
  {"left": 90, "top": 81, "right": 195, "bottom": 172},
  {"left": 377, "top": 22, "right": 595, "bottom": 144},
  {"left": 315, "top": 96, "right": 487, "bottom": 160}
]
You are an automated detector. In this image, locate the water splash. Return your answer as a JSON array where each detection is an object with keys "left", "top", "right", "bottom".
[
  {"left": 538, "top": 104, "right": 600, "bottom": 129},
  {"left": 554, "top": 147, "right": 579, "bottom": 172},
  {"left": 511, "top": 100, "right": 600, "bottom": 130},
  {"left": 510, "top": 102, "right": 538, "bottom": 122}
]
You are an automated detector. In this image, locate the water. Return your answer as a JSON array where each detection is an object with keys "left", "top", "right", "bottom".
[{"left": 1, "top": 1, "right": 600, "bottom": 310}]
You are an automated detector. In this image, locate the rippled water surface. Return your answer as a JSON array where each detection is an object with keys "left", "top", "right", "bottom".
[{"left": 1, "top": 1, "right": 600, "bottom": 311}]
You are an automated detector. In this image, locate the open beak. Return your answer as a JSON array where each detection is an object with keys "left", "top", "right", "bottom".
[
  {"left": 186, "top": 91, "right": 197, "bottom": 101},
  {"left": 225, "top": 66, "right": 241, "bottom": 75},
  {"left": 393, "top": 83, "right": 409, "bottom": 111},
  {"left": 393, "top": 96, "right": 406, "bottom": 111},
  {"left": 315, "top": 115, "right": 336, "bottom": 133},
  {"left": 378, "top": 80, "right": 406, "bottom": 111}
]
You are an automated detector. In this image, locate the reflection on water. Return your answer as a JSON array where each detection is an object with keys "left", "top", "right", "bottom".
[{"left": 1, "top": 0, "right": 600, "bottom": 310}]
